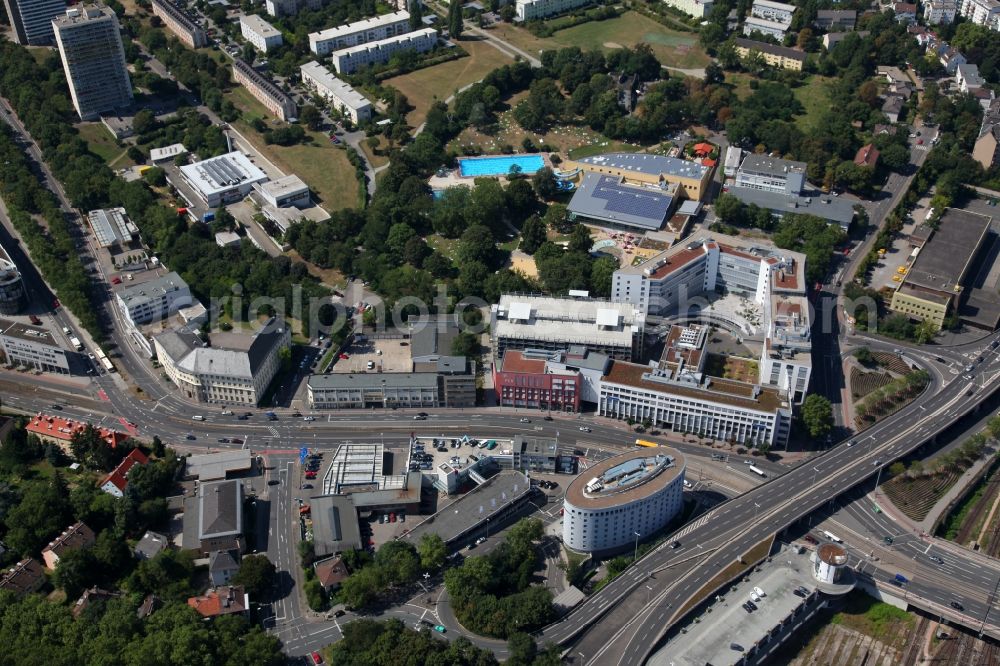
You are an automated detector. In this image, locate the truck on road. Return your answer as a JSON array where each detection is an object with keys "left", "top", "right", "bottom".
[
  {"left": 823, "top": 530, "right": 843, "bottom": 543},
  {"left": 894, "top": 573, "right": 908, "bottom": 585},
  {"left": 69, "top": 336, "right": 83, "bottom": 351},
  {"left": 748, "top": 465, "right": 767, "bottom": 478}
]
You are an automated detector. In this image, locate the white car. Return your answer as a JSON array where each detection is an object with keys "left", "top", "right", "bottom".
[
  {"left": 578, "top": 426, "right": 591, "bottom": 432},
  {"left": 303, "top": 416, "right": 316, "bottom": 421},
  {"left": 753, "top": 586, "right": 766, "bottom": 598}
]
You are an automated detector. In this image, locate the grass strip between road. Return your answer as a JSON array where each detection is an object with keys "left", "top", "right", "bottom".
[{"left": 670, "top": 534, "right": 776, "bottom": 623}]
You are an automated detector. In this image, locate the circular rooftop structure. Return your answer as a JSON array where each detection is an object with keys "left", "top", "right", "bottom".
[
  {"left": 813, "top": 542, "right": 849, "bottom": 585},
  {"left": 817, "top": 542, "right": 848, "bottom": 566},
  {"left": 563, "top": 447, "right": 686, "bottom": 554}
]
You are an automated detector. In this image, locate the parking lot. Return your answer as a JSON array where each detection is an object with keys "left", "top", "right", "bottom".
[
  {"left": 332, "top": 335, "right": 413, "bottom": 374},
  {"left": 408, "top": 435, "right": 484, "bottom": 474}
]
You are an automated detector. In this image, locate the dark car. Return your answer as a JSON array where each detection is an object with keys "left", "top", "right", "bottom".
[
  {"left": 186, "top": 434, "right": 196, "bottom": 440},
  {"left": 293, "top": 412, "right": 302, "bottom": 417},
  {"left": 267, "top": 479, "right": 280, "bottom": 486},
  {"left": 951, "top": 601, "right": 964, "bottom": 610},
  {"left": 730, "top": 643, "right": 744, "bottom": 652},
  {"left": 218, "top": 438, "right": 230, "bottom": 443},
  {"left": 746, "top": 601, "right": 757, "bottom": 611},
  {"left": 742, "top": 602, "right": 753, "bottom": 613},
  {"left": 884, "top": 536, "right": 894, "bottom": 545},
  {"left": 804, "top": 534, "right": 818, "bottom": 545},
  {"left": 237, "top": 414, "right": 249, "bottom": 420},
  {"left": 50, "top": 404, "right": 63, "bottom": 410},
  {"left": 301, "top": 483, "right": 313, "bottom": 489}
]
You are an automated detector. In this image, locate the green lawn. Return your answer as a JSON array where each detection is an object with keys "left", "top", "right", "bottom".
[
  {"left": 224, "top": 88, "right": 361, "bottom": 210},
  {"left": 793, "top": 76, "right": 833, "bottom": 134},
  {"left": 487, "top": 11, "right": 710, "bottom": 70},
  {"left": 568, "top": 139, "right": 637, "bottom": 160},
  {"left": 76, "top": 123, "right": 129, "bottom": 165},
  {"left": 383, "top": 38, "right": 515, "bottom": 129}
]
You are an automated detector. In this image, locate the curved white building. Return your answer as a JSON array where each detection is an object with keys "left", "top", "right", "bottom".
[
  {"left": 563, "top": 448, "right": 685, "bottom": 553},
  {"left": 812, "top": 542, "right": 848, "bottom": 584}
]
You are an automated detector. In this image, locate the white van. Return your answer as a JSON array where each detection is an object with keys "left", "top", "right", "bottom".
[
  {"left": 192, "top": 415, "right": 205, "bottom": 421},
  {"left": 753, "top": 586, "right": 766, "bottom": 598}
]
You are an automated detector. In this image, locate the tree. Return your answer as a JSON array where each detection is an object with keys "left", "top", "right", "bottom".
[
  {"left": 590, "top": 256, "right": 617, "bottom": 297},
  {"left": 520, "top": 215, "right": 547, "bottom": 254},
  {"left": 233, "top": 554, "right": 276, "bottom": 598},
  {"left": 409, "top": 0, "right": 424, "bottom": 30},
  {"left": 889, "top": 462, "right": 907, "bottom": 477},
  {"left": 299, "top": 104, "right": 322, "bottom": 131},
  {"left": 54, "top": 547, "right": 97, "bottom": 599},
  {"left": 142, "top": 166, "right": 167, "bottom": 187},
  {"left": 452, "top": 331, "right": 480, "bottom": 358},
  {"left": 531, "top": 167, "right": 559, "bottom": 199},
  {"left": 543, "top": 203, "right": 572, "bottom": 233},
  {"left": 704, "top": 62, "right": 724, "bottom": 85},
  {"left": 456, "top": 224, "right": 498, "bottom": 268},
  {"left": 417, "top": 533, "right": 447, "bottom": 570},
  {"left": 507, "top": 632, "right": 538, "bottom": 666},
  {"left": 714, "top": 193, "right": 745, "bottom": 225},
  {"left": 448, "top": 0, "right": 463, "bottom": 39},
  {"left": 567, "top": 224, "right": 592, "bottom": 255},
  {"left": 132, "top": 108, "right": 157, "bottom": 135},
  {"left": 854, "top": 347, "right": 875, "bottom": 366},
  {"left": 801, "top": 394, "right": 833, "bottom": 439}
]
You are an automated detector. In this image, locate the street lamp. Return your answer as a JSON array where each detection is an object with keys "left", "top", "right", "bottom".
[
  {"left": 646, "top": 584, "right": 654, "bottom": 604},
  {"left": 812, "top": 466, "right": 821, "bottom": 487},
  {"left": 634, "top": 531, "right": 641, "bottom": 561},
  {"left": 754, "top": 502, "right": 761, "bottom": 523}
]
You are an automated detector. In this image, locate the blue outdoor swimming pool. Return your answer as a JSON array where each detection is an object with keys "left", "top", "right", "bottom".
[{"left": 458, "top": 154, "right": 545, "bottom": 177}]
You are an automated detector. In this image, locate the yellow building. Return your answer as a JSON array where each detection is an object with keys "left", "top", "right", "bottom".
[
  {"left": 888, "top": 208, "right": 991, "bottom": 330},
  {"left": 734, "top": 38, "right": 806, "bottom": 71},
  {"left": 562, "top": 152, "right": 714, "bottom": 201}
]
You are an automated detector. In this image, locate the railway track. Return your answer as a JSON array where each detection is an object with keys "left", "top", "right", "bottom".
[
  {"left": 954, "top": 465, "right": 1000, "bottom": 547},
  {"left": 931, "top": 624, "right": 1000, "bottom": 665}
]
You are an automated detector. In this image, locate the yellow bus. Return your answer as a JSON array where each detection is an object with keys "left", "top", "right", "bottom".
[{"left": 635, "top": 439, "right": 658, "bottom": 448}]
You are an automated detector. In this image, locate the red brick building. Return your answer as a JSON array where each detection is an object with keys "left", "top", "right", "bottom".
[{"left": 493, "top": 350, "right": 581, "bottom": 412}]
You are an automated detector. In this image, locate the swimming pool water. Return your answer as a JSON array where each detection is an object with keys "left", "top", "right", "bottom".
[{"left": 458, "top": 154, "right": 545, "bottom": 177}]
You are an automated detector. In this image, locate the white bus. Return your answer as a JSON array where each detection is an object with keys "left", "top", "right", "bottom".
[
  {"left": 823, "top": 530, "right": 843, "bottom": 543},
  {"left": 101, "top": 357, "right": 115, "bottom": 373},
  {"left": 748, "top": 465, "right": 767, "bottom": 478}
]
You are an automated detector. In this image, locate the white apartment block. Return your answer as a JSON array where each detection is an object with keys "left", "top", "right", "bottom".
[
  {"left": 52, "top": 6, "right": 134, "bottom": 120},
  {"left": 743, "top": 0, "right": 795, "bottom": 38},
  {"left": 611, "top": 233, "right": 812, "bottom": 403},
  {"left": 743, "top": 16, "right": 791, "bottom": 38},
  {"left": 0, "top": 319, "right": 70, "bottom": 374},
  {"left": 923, "top": 0, "right": 958, "bottom": 23},
  {"left": 309, "top": 10, "right": 410, "bottom": 56},
  {"left": 734, "top": 153, "right": 807, "bottom": 195},
  {"left": 300, "top": 60, "right": 374, "bottom": 124},
  {"left": 330, "top": 27, "right": 437, "bottom": 75},
  {"left": 2, "top": 0, "right": 66, "bottom": 45},
  {"left": 150, "top": 0, "right": 207, "bottom": 49},
  {"left": 958, "top": 0, "right": 1000, "bottom": 29},
  {"left": 266, "top": 0, "right": 324, "bottom": 17},
  {"left": 154, "top": 319, "right": 290, "bottom": 405},
  {"left": 662, "top": 0, "right": 714, "bottom": 18},
  {"left": 516, "top": 0, "right": 590, "bottom": 21},
  {"left": 240, "top": 14, "right": 283, "bottom": 53},
  {"left": 115, "top": 272, "right": 193, "bottom": 327},
  {"left": 231, "top": 59, "right": 297, "bottom": 121},
  {"left": 599, "top": 360, "right": 792, "bottom": 448}
]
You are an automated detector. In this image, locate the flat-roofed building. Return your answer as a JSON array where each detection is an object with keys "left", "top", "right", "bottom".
[
  {"left": 255, "top": 174, "right": 310, "bottom": 209},
  {"left": 957, "top": 0, "right": 1000, "bottom": 28},
  {"left": 88, "top": 207, "right": 139, "bottom": 248},
  {"left": 563, "top": 152, "right": 713, "bottom": 201},
  {"left": 115, "top": 271, "right": 192, "bottom": 327},
  {"left": 567, "top": 173, "right": 677, "bottom": 231},
  {"left": 493, "top": 347, "right": 610, "bottom": 410},
  {"left": 184, "top": 450, "right": 254, "bottom": 481},
  {"left": 600, "top": 360, "right": 792, "bottom": 447},
  {"left": 724, "top": 146, "right": 743, "bottom": 177},
  {"left": 0, "top": 318, "right": 70, "bottom": 374},
  {"left": 734, "top": 38, "right": 806, "bottom": 71},
  {"left": 179, "top": 151, "right": 269, "bottom": 208},
  {"left": 231, "top": 59, "right": 296, "bottom": 121},
  {"left": 515, "top": 0, "right": 589, "bottom": 21},
  {"left": 491, "top": 295, "right": 645, "bottom": 361},
  {"left": 307, "top": 362, "right": 475, "bottom": 409},
  {"left": 154, "top": 318, "right": 290, "bottom": 405},
  {"left": 240, "top": 13, "right": 282, "bottom": 52},
  {"left": 300, "top": 60, "right": 373, "bottom": 124},
  {"left": 150, "top": 0, "right": 206, "bottom": 48},
  {"left": 3, "top": 0, "right": 66, "bottom": 45},
  {"left": 813, "top": 9, "right": 856, "bottom": 29},
  {"left": 149, "top": 143, "right": 188, "bottom": 163},
  {"left": 402, "top": 470, "right": 534, "bottom": 549},
  {"left": 0, "top": 241, "right": 26, "bottom": 315},
  {"left": 311, "top": 495, "right": 363, "bottom": 557},
  {"left": 743, "top": 15, "right": 792, "bottom": 38},
  {"left": 749, "top": 0, "right": 795, "bottom": 21},
  {"left": 563, "top": 449, "right": 685, "bottom": 554},
  {"left": 266, "top": 0, "right": 325, "bottom": 17},
  {"left": 662, "top": 0, "right": 714, "bottom": 18},
  {"left": 52, "top": 5, "right": 133, "bottom": 120},
  {"left": 735, "top": 153, "right": 806, "bottom": 195},
  {"left": 308, "top": 10, "right": 410, "bottom": 56},
  {"left": 329, "top": 27, "right": 438, "bottom": 75},
  {"left": 890, "top": 208, "right": 993, "bottom": 329}
]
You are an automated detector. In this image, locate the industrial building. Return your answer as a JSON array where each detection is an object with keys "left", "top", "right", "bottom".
[
  {"left": 2, "top": 0, "right": 66, "bottom": 44},
  {"left": 308, "top": 10, "right": 411, "bottom": 56},
  {"left": 600, "top": 357, "right": 792, "bottom": 447},
  {"left": 403, "top": 470, "right": 534, "bottom": 549},
  {"left": 726, "top": 153, "right": 856, "bottom": 228},
  {"left": 87, "top": 207, "right": 139, "bottom": 249},
  {"left": 734, "top": 38, "right": 806, "bottom": 71},
  {"left": 889, "top": 208, "right": 995, "bottom": 330},
  {"left": 231, "top": 59, "right": 297, "bottom": 121},
  {"left": 240, "top": 13, "right": 282, "bottom": 52},
  {"left": 300, "top": 61, "right": 374, "bottom": 124},
  {"left": 515, "top": 0, "right": 590, "bottom": 21},
  {"left": 150, "top": 0, "right": 207, "bottom": 49},
  {"left": 329, "top": 27, "right": 438, "bottom": 75},
  {"left": 567, "top": 173, "right": 678, "bottom": 231},
  {"left": 0, "top": 319, "right": 70, "bottom": 374},
  {"left": 491, "top": 294, "right": 645, "bottom": 361},
  {"left": 0, "top": 242, "right": 26, "bottom": 315},
  {"left": 563, "top": 449, "right": 685, "bottom": 554},
  {"left": 256, "top": 175, "right": 311, "bottom": 209},
  {"left": 52, "top": 5, "right": 134, "bottom": 120},
  {"left": 612, "top": 233, "right": 812, "bottom": 404},
  {"left": 115, "top": 271, "right": 193, "bottom": 327},
  {"left": 562, "top": 152, "right": 713, "bottom": 202},
  {"left": 153, "top": 318, "right": 291, "bottom": 405},
  {"left": 179, "top": 151, "right": 269, "bottom": 208}
]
